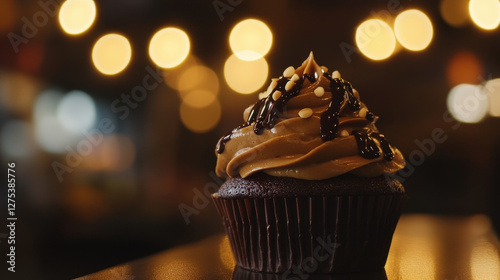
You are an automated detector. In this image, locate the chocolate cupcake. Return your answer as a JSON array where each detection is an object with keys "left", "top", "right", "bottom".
[{"left": 212, "top": 52, "right": 406, "bottom": 274}]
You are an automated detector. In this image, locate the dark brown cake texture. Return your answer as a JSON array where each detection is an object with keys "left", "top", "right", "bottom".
[{"left": 217, "top": 173, "right": 404, "bottom": 199}]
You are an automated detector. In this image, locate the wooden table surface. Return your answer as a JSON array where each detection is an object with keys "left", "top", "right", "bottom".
[{"left": 76, "top": 214, "right": 500, "bottom": 280}]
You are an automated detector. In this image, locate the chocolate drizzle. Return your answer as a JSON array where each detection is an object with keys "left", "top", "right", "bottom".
[
  {"left": 353, "top": 130, "right": 381, "bottom": 159},
  {"left": 320, "top": 74, "right": 360, "bottom": 141},
  {"left": 366, "top": 111, "right": 375, "bottom": 122},
  {"left": 216, "top": 76, "right": 304, "bottom": 153},
  {"left": 252, "top": 77, "right": 303, "bottom": 134},
  {"left": 352, "top": 131, "right": 394, "bottom": 161},
  {"left": 372, "top": 133, "right": 394, "bottom": 161},
  {"left": 216, "top": 124, "right": 244, "bottom": 154},
  {"left": 303, "top": 73, "right": 317, "bottom": 83},
  {"left": 215, "top": 60, "right": 396, "bottom": 162}
]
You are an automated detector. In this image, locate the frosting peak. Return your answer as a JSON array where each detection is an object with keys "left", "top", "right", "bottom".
[
  {"left": 216, "top": 53, "right": 405, "bottom": 180},
  {"left": 295, "top": 51, "right": 323, "bottom": 79}
]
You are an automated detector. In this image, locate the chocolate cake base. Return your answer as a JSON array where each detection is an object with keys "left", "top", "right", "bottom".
[
  {"left": 216, "top": 173, "right": 404, "bottom": 198},
  {"left": 212, "top": 174, "right": 406, "bottom": 274}
]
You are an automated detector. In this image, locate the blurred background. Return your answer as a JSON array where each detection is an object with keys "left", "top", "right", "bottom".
[{"left": 1, "top": 0, "right": 500, "bottom": 279}]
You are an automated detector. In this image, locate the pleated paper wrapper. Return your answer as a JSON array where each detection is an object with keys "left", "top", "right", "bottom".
[
  {"left": 232, "top": 266, "right": 389, "bottom": 280},
  {"left": 213, "top": 194, "right": 406, "bottom": 274}
]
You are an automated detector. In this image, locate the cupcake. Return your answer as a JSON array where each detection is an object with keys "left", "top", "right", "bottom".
[{"left": 212, "top": 52, "right": 406, "bottom": 274}]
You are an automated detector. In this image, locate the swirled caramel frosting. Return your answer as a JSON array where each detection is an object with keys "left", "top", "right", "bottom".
[{"left": 216, "top": 52, "right": 405, "bottom": 180}]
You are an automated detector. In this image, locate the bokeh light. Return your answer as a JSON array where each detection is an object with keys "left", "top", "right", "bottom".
[
  {"left": 0, "top": 72, "right": 38, "bottom": 116},
  {"left": 83, "top": 135, "right": 136, "bottom": 171},
  {"left": 180, "top": 99, "right": 221, "bottom": 133},
  {"left": 177, "top": 65, "right": 219, "bottom": 108},
  {"left": 229, "top": 18, "right": 273, "bottom": 61},
  {"left": 394, "top": 9, "right": 433, "bottom": 51},
  {"left": 484, "top": 78, "right": 500, "bottom": 117},
  {"left": 224, "top": 54, "right": 268, "bottom": 94},
  {"left": 177, "top": 65, "right": 219, "bottom": 93},
  {"left": 469, "top": 0, "right": 500, "bottom": 30},
  {"left": 0, "top": 121, "right": 34, "bottom": 158},
  {"left": 34, "top": 114, "right": 74, "bottom": 155},
  {"left": 34, "top": 89, "right": 63, "bottom": 120},
  {"left": 57, "top": 90, "right": 97, "bottom": 133},
  {"left": 164, "top": 55, "right": 200, "bottom": 90},
  {"left": 447, "top": 84, "right": 489, "bottom": 123},
  {"left": 92, "top": 34, "right": 132, "bottom": 75},
  {"left": 34, "top": 90, "right": 78, "bottom": 153},
  {"left": 181, "top": 90, "right": 217, "bottom": 108},
  {"left": 58, "top": 0, "right": 97, "bottom": 35},
  {"left": 440, "top": 0, "right": 470, "bottom": 27},
  {"left": 355, "top": 19, "right": 396, "bottom": 60},
  {"left": 446, "top": 51, "right": 483, "bottom": 87},
  {"left": 149, "top": 27, "right": 190, "bottom": 68}
]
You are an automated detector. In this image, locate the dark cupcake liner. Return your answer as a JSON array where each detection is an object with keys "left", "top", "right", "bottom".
[
  {"left": 213, "top": 194, "right": 406, "bottom": 274},
  {"left": 232, "top": 266, "right": 389, "bottom": 280}
]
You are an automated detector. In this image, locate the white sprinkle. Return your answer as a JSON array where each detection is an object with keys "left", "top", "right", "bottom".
[
  {"left": 283, "top": 66, "right": 295, "bottom": 78},
  {"left": 267, "top": 80, "right": 277, "bottom": 95},
  {"left": 332, "top": 70, "right": 341, "bottom": 79},
  {"left": 290, "top": 74, "right": 300, "bottom": 82},
  {"left": 321, "top": 66, "right": 328, "bottom": 72},
  {"left": 314, "top": 87, "right": 325, "bottom": 97},
  {"left": 258, "top": 91, "right": 268, "bottom": 100},
  {"left": 359, "top": 107, "right": 367, "bottom": 118},
  {"left": 340, "top": 130, "right": 349, "bottom": 137},
  {"left": 272, "top": 90, "right": 282, "bottom": 101},
  {"left": 298, "top": 108, "right": 313, "bottom": 118},
  {"left": 285, "top": 80, "right": 295, "bottom": 91}
]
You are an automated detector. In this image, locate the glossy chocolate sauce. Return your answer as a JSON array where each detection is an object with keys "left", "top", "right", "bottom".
[
  {"left": 216, "top": 71, "right": 395, "bottom": 162},
  {"left": 217, "top": 75, "right": 304, "bottom": 153},
  {"left": 372, "top": 133, "right": 394, "bottom": 161},
  {"left": 352, "top": 130, "right": 381, "bottom": 159},
  {"left": 255, "top": 77, "right": 304, "bottom": 134},
  {"left": 320, "top": 74, "right": 361, "bottom": 141}
]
